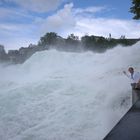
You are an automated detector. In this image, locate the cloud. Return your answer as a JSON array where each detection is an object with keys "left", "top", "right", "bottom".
[
  {"left": 34, "top": 3, "right": 140, "bottom": 38},
  {"left": 0, "top": 22, "right": 39, "bottom": 51},
  {"left": 34, "top": 4, "right": 105, "bottom": 36},
  {"left": 1, "top": 37, "right": 38, "bottom": 52},
  {"left": 5, "top": 0, "right": 64, "bottom": 12},
  {"left": 35, "top": 3, "right": 76, "bottom": 35},
  {"left": 73, "top": 17, "right": 140, "bottom": 38},
  {"left": 0, "top": 7, "right": 33, "bottom": 19},
  {"left": 0, "top": 2, "right": 140, "bottom": 51},
  {"left": 74, "top": 6, "right": 106, "bottom": 14}
]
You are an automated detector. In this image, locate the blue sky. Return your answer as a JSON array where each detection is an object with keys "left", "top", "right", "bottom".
[{"left": 0, "top": 0, "right": 140, "bottom": 51}]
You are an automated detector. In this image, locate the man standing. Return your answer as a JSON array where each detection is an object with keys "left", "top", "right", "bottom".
[{"left": 123, "top": 67, "right": 140, "bottom": 104}]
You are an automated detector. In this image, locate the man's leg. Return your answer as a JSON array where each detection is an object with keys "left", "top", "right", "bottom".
[{"left": 132, "top": 89, "right": 140, "bottom": 104}]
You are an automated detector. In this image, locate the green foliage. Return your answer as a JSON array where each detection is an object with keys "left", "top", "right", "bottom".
[
  {"left": 38, "top": 32, "right": 139, "bottom": 52},
  {"left": 38, "top": 32, "right": 58, "bottom": 46},
  {"left": 67, "top": 34, "right": 79, "bottom": 40},
  {"left": 130, "top": 0, "right": 140, "bottom": 19},
  {"left": 66, "top": 34, "right": 80, "bottom": 46},
  {"left": 81, "top": 35, "right": 139, "bottom": 52},
  {"left": 81, "top": 35, "right": 96, "bottom": 49},
  {"left": 81, "top": 35, "right": 113, "bottom": 52}
]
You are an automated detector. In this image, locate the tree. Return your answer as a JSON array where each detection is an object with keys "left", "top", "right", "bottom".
[
  {"left": 67, "top": 34, "right": 79, "bottom": 40},
  {"left": 38, "top": 32, "right": 58, "bottom": 46},
  {"left": 65, "top": 34, "right": 79, "bottom": 46},
  {"left": 130, "top": 0, "right": 140, "bottom": 19}
]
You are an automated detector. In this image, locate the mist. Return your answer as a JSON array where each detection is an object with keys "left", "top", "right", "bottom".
[{"left": 0, "top": 42, "right": 140, "bottom": 140}]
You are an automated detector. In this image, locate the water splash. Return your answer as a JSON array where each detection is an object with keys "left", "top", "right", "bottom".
[{"left": 0, "top": 42, "right": 140, "bottom": 140}]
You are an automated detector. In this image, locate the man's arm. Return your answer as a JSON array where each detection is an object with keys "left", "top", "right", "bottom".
[{"left": 123, "top": 71, "right": 130, "bottom": 78}]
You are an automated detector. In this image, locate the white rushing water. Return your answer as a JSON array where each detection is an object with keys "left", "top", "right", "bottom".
[{"left": 0, "top": 42, "right": 140, "bottom": 140}]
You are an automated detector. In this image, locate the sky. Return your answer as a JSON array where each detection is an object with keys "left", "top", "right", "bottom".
[{"left": 0, "top": 0, "right": 140, "bottom": 51}]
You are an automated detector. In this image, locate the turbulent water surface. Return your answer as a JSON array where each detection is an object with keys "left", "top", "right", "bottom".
[{"left": 0, "top": 42, "right": 140, "bottom": 140}]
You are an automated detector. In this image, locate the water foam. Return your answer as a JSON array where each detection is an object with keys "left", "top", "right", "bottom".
[{"left": 0, "top": 42, "right": 140, "bottom": 140}]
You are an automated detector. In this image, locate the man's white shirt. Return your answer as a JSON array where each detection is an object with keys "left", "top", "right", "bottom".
[{"left": 126, "top": 72, "right": 140, "bottom": 83}]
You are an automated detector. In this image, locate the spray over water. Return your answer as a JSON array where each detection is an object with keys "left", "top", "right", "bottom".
[{"left": 0, "top": 42, "right": 140, "bottom": 140}]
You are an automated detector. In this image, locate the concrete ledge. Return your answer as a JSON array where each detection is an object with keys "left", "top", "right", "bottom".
[{"left": 103, "top": 100, "right": 140, "bottom": 140}]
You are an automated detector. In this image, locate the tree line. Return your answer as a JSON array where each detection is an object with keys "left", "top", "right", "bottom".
[
  {"left": 38, "top": 32, "right": 139, "bottom": 52},
  {"left": 0, "top": 32, "right": 139, "bottom": 64}
]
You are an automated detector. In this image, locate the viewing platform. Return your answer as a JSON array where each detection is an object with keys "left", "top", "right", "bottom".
[{"left": 103, "top": 90, "right": 140, "bottom": 140}]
